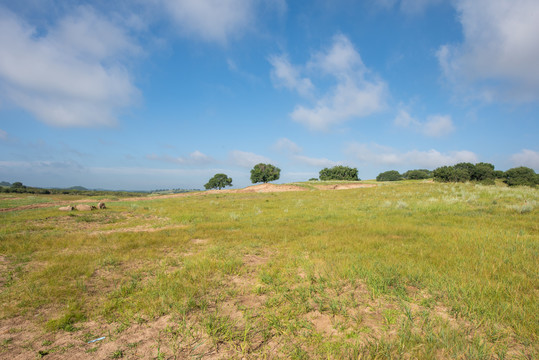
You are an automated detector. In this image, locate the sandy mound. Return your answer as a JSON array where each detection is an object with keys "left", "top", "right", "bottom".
[{"left": 314, "top": 183, "right": 376, "bottom": 190}]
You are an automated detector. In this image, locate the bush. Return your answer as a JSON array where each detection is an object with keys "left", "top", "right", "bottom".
[
  {"left": 250, "top": 163, "right": 280, "bottom": 184},
  {"left": 470, "top": 162, "right": 495, "bottom": 183},
  {"left": 376, "top": 170, "right": 402, "bottom": 181},
  {"left": 504, "top": 167, "right": 537, "bottom": 187},
  {"left": 319, "top": 166, "right": 359, "bottom": 181},
  {"left": 402, "top": 169, "right": 432, "bottom": 180},
  {"left": 494, "top": 170, "right": 505, "bottom": 179},
  {"left": 434, "top": 162, "right": 498, "bottom": 184}
]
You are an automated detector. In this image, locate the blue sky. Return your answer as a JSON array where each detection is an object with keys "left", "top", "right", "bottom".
[{"left": 0, "top": 0, "right": 538, "bottom": 190}]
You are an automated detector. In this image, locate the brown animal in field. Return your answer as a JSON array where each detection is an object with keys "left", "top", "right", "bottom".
[
  {"left": 98, "top": 202, "right": 106, "bottom": 209},
  {"left": 75, "top": 204, "right": 94, "bottom": 211},
  {"left": 59, "top": 206, "right": 74, "bottom": 211}
]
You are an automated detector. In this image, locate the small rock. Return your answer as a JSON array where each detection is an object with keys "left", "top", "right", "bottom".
[{"left": 75, "top": 204, "right": 93, "bottom": 211}]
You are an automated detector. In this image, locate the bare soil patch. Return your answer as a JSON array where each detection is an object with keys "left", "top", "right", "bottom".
[
  {"left": 1, "top": 182, "right": 376, "bottom": 212},
  {"left": 90, "top": 224, "right": 186, "bottom": 236}
]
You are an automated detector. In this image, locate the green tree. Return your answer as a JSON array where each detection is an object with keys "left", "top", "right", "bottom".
[
  {"left": 376, "top": 170, "right": 402, "bottom": 181},
  {"left": 494, "top": 170, "right": 505, "bottom": 179},
  {"left": 470, "top": 162, "right": 495, "bottom": 184},
  {"left": 319, "top": 166, "right": 359, "bottom": 181},
  {"left": 402, "top": 169, "right": 432, "bottom": 180},
  {"left": 204, "top": 174, "right": 233, "bottom": 190},
  {"left": 504, "top": 167, "right": 537, "bottom": 187},
  {"left": 250, "top": 163, "right": 280, "bottom": 184}
]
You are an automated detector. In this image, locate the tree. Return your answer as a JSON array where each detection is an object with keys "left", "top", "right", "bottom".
[
  {"left": 433, "top": 166, "right": 467, "bottom": 182},
  {"left": 204, "top": 173, "right": 233, "bottom": 190},
  {"left": 319, "top": 166, "right": 359, "bottom": 181},
  {"left": 376, "top": 170, "right": 402, "bottom": 181},
  {"left": 504, "top": 167, "right": 537, "bottom": 187},
  {"left": 250, "top": 163, "right": 280, "bottom": 184},
  {"left": 494, "top": 170, "right": 505, "bottom": 179},
  {"left": 470, "top": 162, "right": 495, "bottom": 184},
  {"left": 402, "top": 169, "right": 432, "bottom": 180}
]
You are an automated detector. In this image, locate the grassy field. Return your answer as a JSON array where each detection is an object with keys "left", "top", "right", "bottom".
[{"left": 0, "top": 181, "right": 537, "bottom": 359}]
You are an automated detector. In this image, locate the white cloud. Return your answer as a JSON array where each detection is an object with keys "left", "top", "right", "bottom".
[
  {"left": 292, "top": 155, "right": 339, "bottom": 168},
  {"left": 160, "top": 0, "right": 255, "bottom": 44},
  {"left": 399, "top": 0, "right": 442, "bottom": 14},
  {"left": 270, "top": 34, "right": 387, "bottom": 131},
  {"left": 394, "top": 109, "right": 419, "bottom": 127},
  {"left": 347, "top": 142, "right": 478, "bottom": 168},
  {"left": 437, "top": 0, "right": 539, "bottom": 102},
  {"left": 273, "top": 138, "right": 302, "bottom": 154},
  {"left": 394, "top": 110, "right": 455, "bottom": 137},
  {"left": 0, "top": 7, "right": 140, "bottom": 127},
  {"left": 147, "top": 150, "right": 214, "bottom": 165},
  {"left": 422, "top": 115, "right": 455, "bottom": 137},
  {"left": 374, "top": 0, "right": 442, "bottom": 14},
  {"left": 272, "top": 137, "right": 340, "bottom": 167},
  {"left": 510, "top": 149, "right": 539, "bottom": 169},
  {"left": 229, "top": 150, "right": 272, "bottom": 168},
  {"left": 269, "top": 55, "right": 314, "bottom": 97},
  {"left": 0, "top": 128, "right": 7, "bottom": 140}
]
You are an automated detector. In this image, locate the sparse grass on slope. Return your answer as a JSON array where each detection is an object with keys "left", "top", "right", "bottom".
[{"left": 0, "top": 182, "right": 537, "bottom": 359}]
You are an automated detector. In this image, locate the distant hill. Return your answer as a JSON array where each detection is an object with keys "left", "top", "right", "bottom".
[
  {"left": 0, "top": 181, "right": 11, "bottom": 186},
  {"left": 66, "top": 186, "right": 88, "bottom": 191}
]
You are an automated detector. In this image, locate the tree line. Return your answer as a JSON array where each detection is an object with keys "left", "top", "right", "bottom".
[
  {"left": 204, "top": 162, "right": 538, "bottom": 190},
  {"left": 376, "top": 163, "right": 538, "bottom": 187}
]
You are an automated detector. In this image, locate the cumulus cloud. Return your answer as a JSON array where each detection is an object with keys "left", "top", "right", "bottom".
[
  {"left": 272, "top": 137, "right": 340, "bottom": 167},
  {"left": 269, "top": 55, "right": 314, "bottom": 97},
  {"left": 269, "top": 34, "right": 387, "bottom": 131},
  {"left": 422, "top": 115, "right": 455, "bottom": 137},
  {"left": 273, "top": 137, "right": 302, "bottom": 154},
  {"left": 0, "top": 7, "right": 140, "bottom": 127},
  {"left": 147, "top": 150, "right": 214, "bottom": 165},
  {"left": 159, "top": 0, "right": 255, "bottom": 44},
  {"left": 394, "top": 109, "right": 418, "bottom": 127},
  {"left": 437, "top": 0, "right": 539, "bottom": 102},
  {"left": 374, "top": 0, "right": 442, "bottom": 14},
  {"left": 346, "top": 142, "right": 478, "bottom": 168},
  {"left": 510, "top": 149, "right": 539, "bottom": 169},
  {"left": 229, "top": 150, "right": 272, "bottom": 168},
  {"left": 292, "top": 155, "right": 339, "bottom": 168},
  {"left": 394, "top": 110, "right": 455, "bottom": 137}
]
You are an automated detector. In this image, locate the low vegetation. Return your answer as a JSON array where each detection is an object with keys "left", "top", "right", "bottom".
[
  {"left": 319, "top": 166, "right": 359, "bottom": 181},
  {"left": 0, "top": 181, "right": 537, "bottom": 359}
]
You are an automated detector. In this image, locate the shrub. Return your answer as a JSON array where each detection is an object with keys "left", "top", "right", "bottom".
[
  {"left": 376, "top": 170, "right": 402, "bottom": 181},
  {"left": 319, "top": 166, "right": 359, "bottom": 181},
  {"left": 504, "top": 167, "right": 537, "bottom": 187},
  {"left": 434, "top": 162, "right": 499, "bottom": 184},
  {"left": 402, "top": 169, "right": 432, "bottom": 180}
]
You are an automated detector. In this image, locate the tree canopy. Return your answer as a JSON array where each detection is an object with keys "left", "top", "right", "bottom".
[
  {"left": 250, "top": 163, "right": 280, "bottom": 184},
  {"left": 433, "top": 162, "right": 497, "bottom": 184},
  {"left": 319, "top": 166, "right": 359, "bottom": 181},
  {"left": 402, "top": 169, "right": 432, "bottom": 180},
  {"left": 376, "top": 170, "right": 403, "bottom": 181},
  {"left": 504, "top": 167, "right": 538, "bottom": 187},
  {"left": 204, "top": 174, "right": 233, "bottom": 190}
]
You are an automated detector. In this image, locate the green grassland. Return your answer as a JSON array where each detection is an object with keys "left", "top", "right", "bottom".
[{"left": 0, "top": 182, "right": 537, "bottom": 359}]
